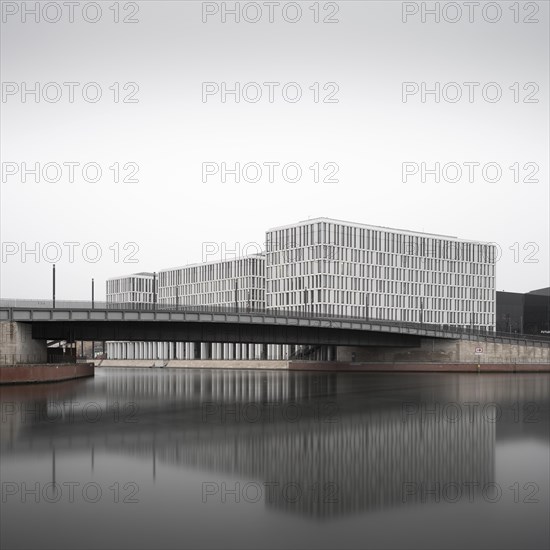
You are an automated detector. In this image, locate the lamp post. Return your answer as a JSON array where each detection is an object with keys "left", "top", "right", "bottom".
[
  {"left": 365, "top": 292, "right": 369, "bottom": 322},
  {"left": 520, "top": 314, "right": 523, "bottom": 335},
  {"left": 52, "top": 264, "right": 56, "bottom": 308},
  {"left": 153, "top": 272, "right": 157, "bottom": 310},
  {"left": 91, "top": 277, "right": 95, "bottom": 357},
  {"left": 235, "top": 279, "right": 239, "bottom": 312}
]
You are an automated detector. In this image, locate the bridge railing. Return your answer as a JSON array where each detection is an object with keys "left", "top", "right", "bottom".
[{"left": 1, "top": 298, "right": 549, "bottom": 344}]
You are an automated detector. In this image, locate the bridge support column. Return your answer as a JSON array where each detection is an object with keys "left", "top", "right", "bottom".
[
  {"left": 0, "top": 322, "right": 48, "bottom": 365},
  {"left": 225, "top": 343, "right": 233, "bottom": 360},
  {"left": 200, "top": 342, "right": 211, "bottom": 360}
]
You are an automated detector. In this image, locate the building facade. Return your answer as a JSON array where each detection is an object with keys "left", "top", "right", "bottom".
[
  {"left": 496, "top": 287, "right": 550, "bottom": 335},
  {"left": 266, "top": 218, "right": 496, "bottom": 330},
  {"left": 158, "top": 255, "right": 265, "bottom": 310},
  {"left": 106, "top": 272, "right": 155, "bottom": 305}
]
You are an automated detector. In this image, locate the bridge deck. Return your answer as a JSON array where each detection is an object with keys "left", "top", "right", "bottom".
[{"left": 1, "top": 301, "right": 549, "bottom": 346}]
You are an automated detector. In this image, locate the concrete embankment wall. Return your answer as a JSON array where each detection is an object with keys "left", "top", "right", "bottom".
[
  {"left": 98, "top": 359, "right": 289, "bottom": 370},
  {"left": 98, "top": 359, "right": 550, "bottom": 373},
  {"left": 0, "top": 364, "right": 95, "bottom": 384},
  {"left": 289, "top": 361, "right": 550, "bottom": 372},
  {"left": 337, "top": 337, "right": 550, "bottom": 365}
]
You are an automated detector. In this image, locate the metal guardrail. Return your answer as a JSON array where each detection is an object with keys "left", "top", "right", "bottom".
[{"left": 1, "top": 298, "right": 549, "bottom": 344}]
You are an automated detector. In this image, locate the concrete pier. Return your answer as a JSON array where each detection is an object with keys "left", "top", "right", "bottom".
[{"left": 0, "top": 322, "right": 47, "bottom": 365}]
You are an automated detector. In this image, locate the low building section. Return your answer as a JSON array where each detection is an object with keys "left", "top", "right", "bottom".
[
  {"left": 158, "top": 254, "right": 265, "bottom": 309},
  {"left": 106, "top": 272, "right": 155, "bottom": 305},
  {"left": 496, "top": 287, "right": 550, "bottom": 335},
  {"left": 105, "top": 255, "right": 295, "bottom": 360}
]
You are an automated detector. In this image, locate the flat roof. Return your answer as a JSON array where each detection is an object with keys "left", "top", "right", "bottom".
[
  {"left": 267, "top": 217, "right": 492, "bottom": 245},
  {"left": 106, "top": 272, "right": 154, "bottom": 281}
]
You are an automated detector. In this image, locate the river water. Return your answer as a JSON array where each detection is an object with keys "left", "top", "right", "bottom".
[{"left": 1, "top": 368, "right": 549, "bottom": 550}]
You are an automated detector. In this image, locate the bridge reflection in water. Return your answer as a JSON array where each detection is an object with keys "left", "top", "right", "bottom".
[{"left": 1, "top": 370, "right": 548, "bottom": 520}]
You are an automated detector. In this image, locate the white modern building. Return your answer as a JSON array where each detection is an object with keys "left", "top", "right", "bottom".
[
  {"left": 106, "top": 272, "right": 155, "bottom": 305},
  {"left": 158, "top": 254, "right": 265, "bottom": 310},
  {"left": 266, "top": 218, "right": 496, "bottom": 330},
  {"left": 105, "top": 218, "right": 497, "bottom": 360}
]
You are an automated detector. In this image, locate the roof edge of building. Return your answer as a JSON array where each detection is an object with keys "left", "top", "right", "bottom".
[
  {"left": 267, "top": 217, "right": 493, "bottom": 245},
  {"left": 106, "top": 272, "right": 155, "bottom": 281},
  {"left": 159, "top": 253, "right": 266, "bottom": 273}
]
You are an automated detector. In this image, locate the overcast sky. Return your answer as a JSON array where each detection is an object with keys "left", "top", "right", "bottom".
[{"left": 1, "top": 0, "right": 548, "bottom": 299}]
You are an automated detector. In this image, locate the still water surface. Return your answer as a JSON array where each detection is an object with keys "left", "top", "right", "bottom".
[{"left": 1, "top": 368, "right": 549, "bottom": 550}]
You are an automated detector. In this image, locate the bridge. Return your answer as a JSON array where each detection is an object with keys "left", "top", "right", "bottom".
[
  {"left": 1, "top": 299, "right": 549, "bottom": 366},
  {"left": 1, "top": 299, "right": 549, "bottom": 343}
]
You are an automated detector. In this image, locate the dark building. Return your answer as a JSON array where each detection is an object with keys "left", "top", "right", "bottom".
[{"left": 496, "top": 287, "right": 550, "bottom": 335}]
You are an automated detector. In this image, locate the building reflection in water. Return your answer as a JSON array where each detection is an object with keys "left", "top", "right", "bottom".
[{"left": 1, "top": 370, "right": 548, "bottom": 519}]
